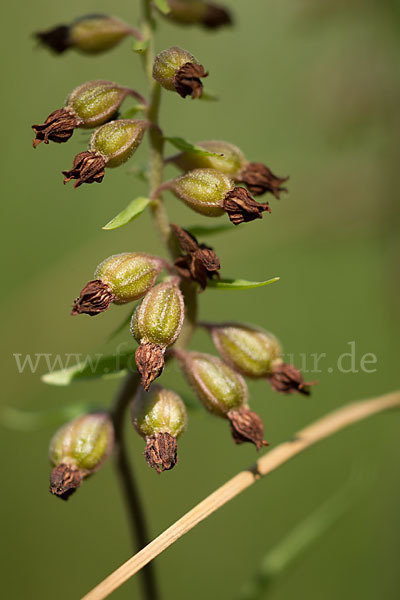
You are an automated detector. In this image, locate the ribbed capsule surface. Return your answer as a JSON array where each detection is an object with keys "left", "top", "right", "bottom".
[
  {"left": 210, "top": 323, "right": 283, "bottom": 378},
  {"left": 90, "top": 119, "right": 148, "bottom": 167},
  {"left": 131, "top": 281, "right": 185, "bottom": 347},
  {"left": 132, "top": 386, "right": 187, "bottom": 438},
  {"left": 95, "top": 252, "right": 163, "bottom": 304},
  {"left": 67, "top": 80, "right": 130, "bottom": 128},
  {"left": 49, "top": 412, "right": 114, "bottom": 473},
  {"left": 176, "top": 351, "right": 248, "bottom": 416},
  {"left": 172, "top": 140, "right": 245, "bottom": 177},
  {"left": 69, "top": 15, "right": 133, "bottom": 54},
  {"left": 152, "top": 46, "right": 199, "bottom": 91},
  {"left": 171, "top": 168, "right": 232, "bottom": 216}
]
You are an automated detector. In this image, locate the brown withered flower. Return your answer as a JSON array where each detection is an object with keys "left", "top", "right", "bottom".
[
  {"left": 35, "top": 24, "right": 71, "bottom": 54},
  {"left": 267, "top": 362, "right": 316, "bottom": 396},
  {"left": 203, "top": 4, "right": 233, "bottom": 28},
  {"left": 62, "top": 151, "right": 106, "bottom": 188},
  {"left": 227, "top": 407, "right": 269, "bottom": 451},
  {"left": 173, "top": 62, "right": 208, "bottom": 99},
  {"left": 32, "top": 108, "right": 80, "bottom": 148},
  {"left": 223, "top": 187, "right": 271, "bottom": 225},
  {"left": 171, "top": 223, "right": 220, "bottom": 290},
  {"left": 135, "top": 342, "right": 166, "bottom": 391},
  {"left": 71, "top": 280, "right": 115, "bottom": 316},
  {"left": 49, "top": 463, "right": 84, "bottom": 500},
  {"left": 238, "top": 163, "right": 289, "bottom": 198},
  {"left": 144, "top": 432, "right": 178, "bottom": 474}
]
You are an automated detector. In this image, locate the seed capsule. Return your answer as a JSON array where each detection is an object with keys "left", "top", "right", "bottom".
[
  {"left": 206, "top": 322, "right": 316, "bottom": 395},
  {"left": 169, "top": 139, "right": 289, "bottom": 198},
  {"left": 161, "top": 168, "right": 271, "bottom": 224},
  {"left": 71, "top": 253, "right": 164, "bottom": 316},
  {"left": 49, "top": 412, "right": 114, "bottom": 500},
  {"left": 153, "top": 46, "right": 208, "bottom": 99},
  {"left": 174, "top": 349, "right": 267, "bottom": 450},
  {"left": 131, "top": 386, "right": 187, "bottom": 473},
  {"left": 32, "top": 81, "right": 134, "bottom": 148},
  {"left": 36, "top": 14, "right": 137, "bottom": 55},
  {"left": 158, "top": 0, "right": 232, "bottom": 30},
  {"left": 62, "top": 119, "right": 149, "bottom": 187},
  {"left": 132, "top": 281, "right": 185, "bottom": 390}
]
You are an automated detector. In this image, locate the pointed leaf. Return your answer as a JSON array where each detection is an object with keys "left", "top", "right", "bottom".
[
  {"left": 132, "top": 38, "right": 150, "bottom": 53},
  {"left": 0, "top": 403, "right": 97, "bottom": 432},
  {"left": 120, "top": 105, "right": 146, "bottom": 119},
  {"left": 208, "top": 277, "right": 280, "bottom": 290},
  {"left": 42, "top": 349, "right": 136, "bottom": 386},
  {"left": 153, "top": 0, "right": 171, "bottom": 14},
  {"left": 103, "top": 197, "right": 150, "bottom": 230},
  {"left": 165, "top": 137, "right": 224, "bottom": 158},
  {"left": 187, "top": 223, "right": 234, "bottom": 237}
]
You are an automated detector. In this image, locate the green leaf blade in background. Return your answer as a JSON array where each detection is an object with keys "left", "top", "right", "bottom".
[
  {"left": 102, "top": 197, "right": 150, "bottom": 230},
  {"left": 153, "top": 0, "right": 171, "bottom": 14},
  {"left": 208, "top": 277, "right": 280, "bottom": 290},
  {"left": 165, "top": 136, "right": 224, "bottom": 157},
  {"left": 41, "top": 349, "right": 136, "bottom": 386}
]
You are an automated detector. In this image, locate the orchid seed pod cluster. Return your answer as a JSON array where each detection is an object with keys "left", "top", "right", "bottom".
[{"left": 34, "top": 2, "right": 315, "bottom": 500}]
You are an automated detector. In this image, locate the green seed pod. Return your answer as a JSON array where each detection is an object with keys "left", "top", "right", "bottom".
[
  {"left": 62, "top": 119, "right": 149, "bottom": 188},
  {"left": 36, "top": 15, "right": 137, "bottom": 55},
  {"left": 206, "top": 322, "right": 282, "bottom": 378},
  {"left": 159, "top": 0, "right": 232, "bottom": 30},
  {"left": 132, "top": 385, "right": 187, "bottom": 473},
  {"left": 206, "top": 322, "right": 316, "bottom": 396},
  {"left": 166, "top": 168, "right": 232, "bottom": 217},
  {"left": 69, "top": 15, "right": 135, "bottom": 54},
  {"left": 66, "top": 80, "right": 132, "bottom": 129},
  {"left": 132, "top": 280, "right": 185, "bottom": 390},
  {"left": 49, "top": 412, "right": 114, "bottom": 500},
  {"left": 174, "top": 349, "right": 267, "bottom": 450},
  {"left": 153, "top": 46, "right": 208, "bottom": 99},
  {"left": 71, "top": 252, "right": 164, "bottom": 317},
  {"left": 90, "top": 119, "right": 148, "bottom": 167},
  {"left": 170, "top": 140, "right": 246, "bottom": 177}
]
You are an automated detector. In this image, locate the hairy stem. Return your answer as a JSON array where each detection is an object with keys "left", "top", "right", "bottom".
[{"left": 112, "top": 372, "right": 159, "bottom": 600}]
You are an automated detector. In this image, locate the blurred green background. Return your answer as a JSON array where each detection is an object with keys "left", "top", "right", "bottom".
[{"left": 2, "top": 1, "right": 399, "bottom": 599}]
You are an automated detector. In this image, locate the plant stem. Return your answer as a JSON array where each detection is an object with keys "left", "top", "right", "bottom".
[
  {"left": 82, "top": 390, "right": 400, "bottom": 600},
  {"left": 112, "top": 372, "right": 159, "bottom": 600}
]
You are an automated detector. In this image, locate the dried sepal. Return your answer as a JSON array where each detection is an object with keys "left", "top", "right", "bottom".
[
  {"left": 32, "top": 108, "right": 80, "bottom": 148},
  {"left": 71, "top": 280, "right": 115, "bottom": 316},
  {"left": 144, "top": 432, "right": 178, "bottom": 473},
  {"left": 268, "top": 362, "right": 316, "bottom": 396},
  {"left": 35, "top": 25, "right": 71, "bottom": 54},
  {"left": 223, "top": 187, "right": 271, "bottom": 225},
  {"left": 171, "top": 223, "right": 220, "bottom": 290},
  {"left": 49, "top": 463, "right": 84, "bottom": 500},
  {"left": 173, "top": 62, "right": 208, "bottom": 99},
  {"left": 135, "top": 342, "right": 166, "bottom": 391},
  {"left": 62, "top": 151, "right": 106, "bottom": 188},
  {"left": 238, "top": 162, "right": 288, "bottom": 198},
  {"left": 228, "top": 407, "right": 268, "bottom": 451}
]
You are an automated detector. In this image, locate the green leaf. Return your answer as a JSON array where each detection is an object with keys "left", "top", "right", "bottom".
[
  {"left": 0, "top": 403, "right": 97, "bottom": 432},
  {"left": 42, "top": 349, "right": 136, "bottom": 386},
  {"left": 186, "top": 223, "right": 234, "bottom": 237},
  {"left": 208, "top": 277, "right": 280, "bottom": 290},
  {"left": 131, "top": 38, "right": 150, "bottom": 53},
  {"left": 120, "top": 105, "right": 146, "bottom": 119},
  {"left": 103, "top": 197, "right": 150, "bottom": 230},
  {"left": 165, "top": 137, "right": 224, "bottom": 158},
  {"left": 153, "top": 0, "right": 171, "bottom": 14},
  {"left": 199, "top": 90, "right": 219, "bottom": 102}
]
